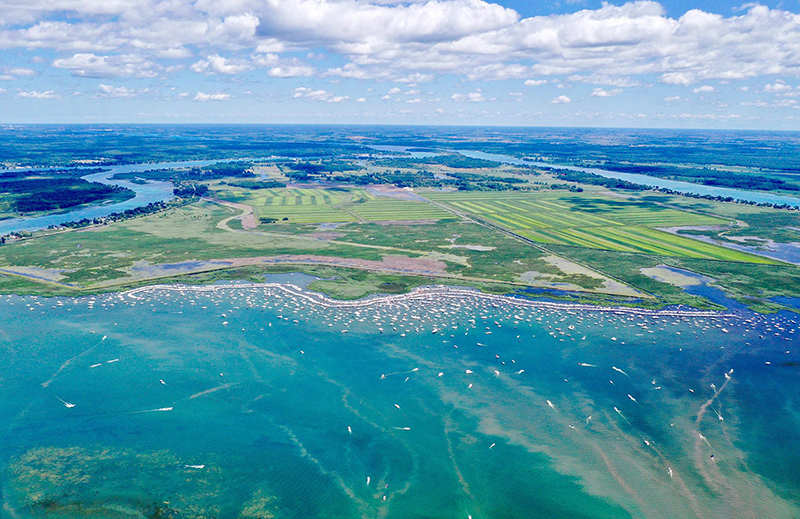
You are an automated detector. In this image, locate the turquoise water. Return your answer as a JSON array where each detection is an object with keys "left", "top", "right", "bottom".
[{"left": 1, "top": 284, "right": 799, "bottom": 518}]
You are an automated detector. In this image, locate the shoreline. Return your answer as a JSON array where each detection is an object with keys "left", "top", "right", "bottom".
[{"left": 118, "top": 281, "right": 735, "bottom": 318}]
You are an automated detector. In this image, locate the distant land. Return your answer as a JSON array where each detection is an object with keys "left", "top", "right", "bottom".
[{"left": 0, "top": 125, "right": 798, "bottom": 313}]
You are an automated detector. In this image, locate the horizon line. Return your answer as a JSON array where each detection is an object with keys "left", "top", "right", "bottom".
[{"left": 2, "top": 122, "right": 800, "bottom": 134}]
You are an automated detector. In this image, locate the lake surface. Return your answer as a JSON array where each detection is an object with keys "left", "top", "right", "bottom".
[
  {"left": 455, "top": 150, "right": 800, "bottom": 208},
  {"left": 2, "top": 283, "right": 798, "bottom": 518}
]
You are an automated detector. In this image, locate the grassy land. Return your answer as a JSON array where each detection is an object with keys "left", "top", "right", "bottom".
[
  {"left": 0, "top": 201, "right": 374, "bottom": 285},
  {"left": 0, "top": 173, "right": 799, "bottom": 312},
  {"left": 0, "top": 200, "right": 617, "bottom": 292},
  {"left": 322, "top": 220, "right": 590, "bottom": 286},
  {"left": 350, "top": 198, "right": 450, "bottom": 222},
  {"left": 214, "top": 185, "right": 452, "bottom": 224},
  {"left": 235, "top": 187, "right": 356, "bottom": 223},
  {"left": 0, "top": 198, "right": 639, "bottom": 301},
  {"left": 426, "top": 191, "right": 773, "bottom": 263}
]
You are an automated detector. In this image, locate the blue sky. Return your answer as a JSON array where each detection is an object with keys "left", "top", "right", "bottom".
[{"left": 1, "top": 0, "right": 800, "bottom": 128}]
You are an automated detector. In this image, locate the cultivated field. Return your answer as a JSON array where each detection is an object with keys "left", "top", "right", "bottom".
[
  {"left": 427, "top": 191, "right": 774, "bottom": 263},
  {"left": 221, "top": 187, "right": 354, "bottom": 223},
  {"left": 217, "top": 186, "right": 450, "bottom": 223},
  {"left": 351, "top": 198, "right": 450, "bottom": 222}
]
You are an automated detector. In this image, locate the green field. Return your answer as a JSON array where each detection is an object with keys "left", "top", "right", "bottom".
[
  {"left": 350, "top": 198, "right": 450, "bottom": 221},
  {"left": 227, "top": 187, "right": 354, "bottom": 223},
  {"left": 427, "top": 191, "right": 774, "bottom": 263},
  {"left": 216, "top": 186, "right": 450, "bottom": 223}
]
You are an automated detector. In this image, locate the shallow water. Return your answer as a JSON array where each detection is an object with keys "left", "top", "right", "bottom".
[
  {"left": 1, "top": 284, "right": 798, "bottom": 518},
  {"left": 681, "top": 233, "right": 800, "bottom": 266}
]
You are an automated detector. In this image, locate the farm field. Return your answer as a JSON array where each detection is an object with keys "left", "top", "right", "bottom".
[
  {"left": 350, "top": 198, "right": 450, "bottom": 222},
  {"left": 426, "top": 191, "right": 774, "bottom": 263},
  {"left": 215, "top": 186, "right": 451, "bottom": 223},
  {"left": 219, "top": 186, "right": 354, "bottom": 223}
]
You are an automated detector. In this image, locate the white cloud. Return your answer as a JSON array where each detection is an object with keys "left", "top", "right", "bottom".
[
  {"left": 356, "top": 97, "right": 366, "bottom": 102},
  {"left": 268, "top": 65, "right": 314, "bottom": 77},
  {"left": 253, "top": 53, "right": 315, "bottom": 77},
  {"left": 660, "top": 72, "right": 694, "bottom": 85},
  {"left": 194, "top": 91, "right": 230, "bottom": 101},
  {"left": 591, "top": 88, "right": 622, "bottom": 97},
  {"left": 692, "top": 85, "right": 716, "bottom": 93},
  {"left": 294, "top": 87, "right": 329, "bottom": 100},
  {"left": 17, "top": 90, "right": 59, "bottom": 99},
  {"left": 255, "top": 39, "right": 289, "bottom": 54},
  {"left": 396, "top": 72, "right": 433, "bottom": 84},
  {"left": 569, "top": 75, "right": 639, "bottom": 87},
  {"left": 157, "top": 48, "right": 192, "bottom": 59},
  {"left": 465, "top": 63, "right": 528, "bottom": 81},
  {"left": 293, "top": 86, "right": 347, "bottom": 102},
  {"left": 4, "top": 67, "right": 35, "bottom": 77},
  {"left": 52, "top": 53, "right": 158, "bottom": 78},
  {"left": 672, "top": 113, "right": 743, "bottom": 120},
  {"left": 2, "top": 0, "right": 800, "bottom": 107},
  {"left": 215, "top": 12, "right": 260, "bottom": 41},
  {"left": 95, "top": 83, "right": 137, "bottom": 98},
  {"left": 323, "top": 63, "right": 432, "bottom": 82},
  {"left": 551, "top": 95, "right": 571, "bottom": 104},
  {"left": 387, "top": 87, "right": 402, "bottom": 95},
  {"left": 774, "top": 98, "right": 798, "bottom": 107},
  {"left": 191, "top": 54, "right": 251, "bottom": 75},
  {"left": 254, "top": 0, "right": 519, "bottom": 50},
  {"left": 524, "top": 79, "right": 547, "bottom": 86},
  {"left": 740, "top": 100, "right": 769, "bottom": 108},
  {"left": 763, "top": 81, "right": 792, "bottom": 93},
  {"left": 325, "top": 64, "right": 379, "bottom": 80},
  {"left": 663, "top": 95, "right": 682, "bottom": 102},
  {"left": 451, "top": 91, "right": 485, "bottom": 102}
]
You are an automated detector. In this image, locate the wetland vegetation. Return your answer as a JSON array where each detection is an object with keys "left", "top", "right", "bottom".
[{"left": 0, "top": 125, "right": 799, "bottom": 313}]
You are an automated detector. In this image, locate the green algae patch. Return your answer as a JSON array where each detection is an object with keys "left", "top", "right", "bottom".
[{"left": 5, "top": 446, "right": 278, "bottom": 519}]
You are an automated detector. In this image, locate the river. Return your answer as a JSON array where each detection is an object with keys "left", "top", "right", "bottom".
[
  {"left": 0, "top": 160, "right": 225, "bottom": 234},
  {"left": 455, "top": 150, "right": 800, "bottom": 208}
]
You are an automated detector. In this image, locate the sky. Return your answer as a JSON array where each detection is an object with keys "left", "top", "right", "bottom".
[{"left": 1, "top": 0, "right": 800, "bottom": 129}]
